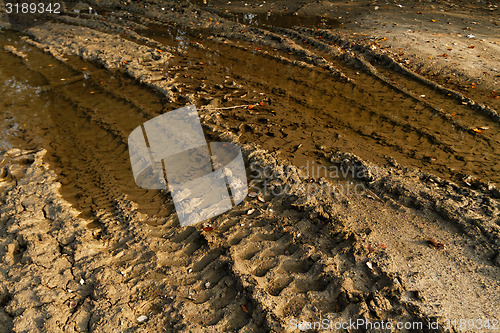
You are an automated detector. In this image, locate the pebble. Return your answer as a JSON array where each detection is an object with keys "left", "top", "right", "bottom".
[{"left": 137, "top": 315, "right": 148, "bottom": 323}]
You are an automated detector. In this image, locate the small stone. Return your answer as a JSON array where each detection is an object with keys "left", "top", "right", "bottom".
[
  {"left": 366, "top": 262, "right": 373, "bottom": 270},
  {"left": 79, "top": 279, "right": 85, "bottom": 285},
  {"left": 247, "top": 209, "right": 255, "bottom": 215},
  {"left": 493, "top": 252, "right": 500, "bottom": 267},
  {"left": 137, "top": 315, "right": 148, "bottom": 323},
  {"left": 69, "top": 300, "right": 79, "bottom": 309}
]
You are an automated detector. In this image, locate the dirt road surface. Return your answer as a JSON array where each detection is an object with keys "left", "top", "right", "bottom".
[{"left": 0, "top": 0, "right": 498, "bottom": 332}]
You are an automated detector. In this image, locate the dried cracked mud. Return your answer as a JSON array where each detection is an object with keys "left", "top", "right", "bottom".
[{"left": 0, "top": 0, "right": 499, "bottom": 332}]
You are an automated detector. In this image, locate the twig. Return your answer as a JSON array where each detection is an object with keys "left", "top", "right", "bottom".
[{"left": 200, "top": 103, "right": 258, "bottom": 111}]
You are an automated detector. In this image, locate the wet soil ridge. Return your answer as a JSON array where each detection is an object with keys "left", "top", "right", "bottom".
[
  {"left": 25, "top": 24, "right": 175, "bottom": 94},
  {"left": 89, "top": 0, "right": 500, "bottom": 122},
  {"left": 293, "top": 26, "right": 500, "bottom": 123}
]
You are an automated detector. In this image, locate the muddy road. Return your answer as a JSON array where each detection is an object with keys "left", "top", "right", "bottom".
[{"left": 0, "top": 0, "right": 499, "bottom": 332}]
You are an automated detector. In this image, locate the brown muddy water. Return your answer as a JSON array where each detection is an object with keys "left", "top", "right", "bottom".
[
  {"left": 184, "top": 0, "right": 340, "bottom": 28},
  {"left": 1, "top": 20, "right": 499, "bottom": 225},
  {"left": 215, "top": 12, "right": 340, "bottom": 29},
  {"left": 0, "top": 31, "right": 175, "bottom": 224}
]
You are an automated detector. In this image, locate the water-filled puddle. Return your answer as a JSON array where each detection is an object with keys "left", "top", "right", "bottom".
[
  {"left": 138, "top": 23, "right": 500, "bottom": 187},
  {"left": 218, "top": 12, "right": 340, "bottom": 29},
  {"left": 0, "top": 31, "right": 174, "bottom": 223}
]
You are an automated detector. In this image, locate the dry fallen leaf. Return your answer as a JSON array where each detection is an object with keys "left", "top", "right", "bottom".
[
  {"left": 240, "top": 304, "right": 249, "bottom": 313},
  {"left": 427, "top": 238, "right": 445, "bottom": 249},
  {"left": 364, "top": 244, "right": 376, "bottom": 254},
  {"left": 202, "top": 226, "right": 214, "bottom": 232}
]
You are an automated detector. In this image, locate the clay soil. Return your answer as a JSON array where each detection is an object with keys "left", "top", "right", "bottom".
[{"left": 0, "top": 0, "right": 499, "bottom": 332}]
